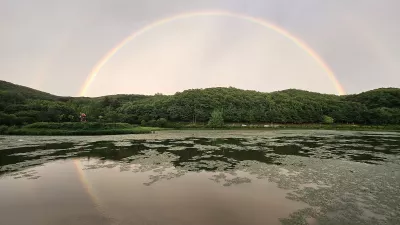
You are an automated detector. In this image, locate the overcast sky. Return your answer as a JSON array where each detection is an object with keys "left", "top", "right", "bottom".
[{"left": 1, "top": 0, "right": 399, "bottom": 96}]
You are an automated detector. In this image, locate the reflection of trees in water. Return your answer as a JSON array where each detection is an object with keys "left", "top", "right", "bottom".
[
  {"left": 143, "top": 169, "right": 187, "bottom": 186},
  {"left": 1, "top": 134, "right": 400, "bottom": 178},
  {"left": 9, "top": 169, "right": 40, "bottom": 180}
]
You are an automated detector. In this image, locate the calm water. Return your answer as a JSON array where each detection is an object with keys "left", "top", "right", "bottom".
[{"left": 1, "top": 130, "right": 400, "bottom": 225}]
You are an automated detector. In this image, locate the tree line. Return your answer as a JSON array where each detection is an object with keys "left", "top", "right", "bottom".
[{"left": 1, "top": 80, "right": 399, "bottom": 127}]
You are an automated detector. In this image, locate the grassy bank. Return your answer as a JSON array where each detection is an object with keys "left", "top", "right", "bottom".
[
  {"left": 0, "top": 122, "right": 399, "bottom": 136},
  {"left": 0, "top": 122, "right": 162, "bottom": 136},
  {"left": 166, "top": 123, "right": 400, "bottom": 132}
]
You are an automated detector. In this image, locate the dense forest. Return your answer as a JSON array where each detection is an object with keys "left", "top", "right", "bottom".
[{"left": 1, "top": 80, "right": 399, "bottom": 127}]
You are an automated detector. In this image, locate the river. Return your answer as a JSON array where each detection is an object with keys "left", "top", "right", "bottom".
[{"left": 0, "top": 130, "right": 399, "bottom": 225}]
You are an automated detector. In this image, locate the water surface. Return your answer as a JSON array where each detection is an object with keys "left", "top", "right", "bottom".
[{"left": 1, "top": 130, "right": 400, "bottom": 225}]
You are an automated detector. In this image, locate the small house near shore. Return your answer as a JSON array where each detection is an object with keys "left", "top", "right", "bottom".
[{"left": 80, "top": 113, "right": 87, "bottom": 122}]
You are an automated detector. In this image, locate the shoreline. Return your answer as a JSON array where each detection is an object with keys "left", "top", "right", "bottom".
[
  {"left": 170, "top": 123, "right": 400, "bottom": 132},
  {"left": 1, "top": 125, "right": 399, "bottom": 136}
]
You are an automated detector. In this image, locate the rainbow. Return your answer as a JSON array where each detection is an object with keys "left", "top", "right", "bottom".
[{"left": 79, "top": 10, "right": 346, "bottom": 96}]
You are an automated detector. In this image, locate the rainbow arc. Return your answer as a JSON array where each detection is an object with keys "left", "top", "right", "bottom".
[{"left": 79, "top": 10, "right": 346, "bottom": 96}]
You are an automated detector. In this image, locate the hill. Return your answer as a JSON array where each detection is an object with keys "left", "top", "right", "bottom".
[
  {"left": 344, "top": 88, "right": 400, "bottom": 109},
  {"left": 0, "top": 80, "right": 58, "bottom": 101},
  {"left": 0, "top": 80, "right": 399, "bottom": 126}
]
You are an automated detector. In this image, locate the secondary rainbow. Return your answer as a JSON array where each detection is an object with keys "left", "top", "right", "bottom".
[{"left": 79, "top": 10, "right": 346, "bottom": 96}]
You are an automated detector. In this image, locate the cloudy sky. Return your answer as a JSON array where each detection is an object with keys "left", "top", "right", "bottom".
[{"left": 1, "top": 0, "right": 399, "bottom": 96}]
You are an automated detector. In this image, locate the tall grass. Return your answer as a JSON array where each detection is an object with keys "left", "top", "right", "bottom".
[
  {"left": 6, "top": 128, "right": 152, "bottom": 136},
  {"left": 1, "top": 122, "right": 162, "bottom": 136},
  {"left": 24, "top": 122, "right": 135, "bottom": 130}
]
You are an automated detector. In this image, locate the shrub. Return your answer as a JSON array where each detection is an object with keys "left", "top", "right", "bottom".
[
  {"left": 208, "top": 109, "right": 224, "bottom": 128},
  {"left": 322, "top": 115, "right": 334, "bottom": 124},
  {"left": 156, "top": 118, "right": 168, "bottom": 127}
]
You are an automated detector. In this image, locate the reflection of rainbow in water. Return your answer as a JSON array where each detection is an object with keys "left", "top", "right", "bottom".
[
  {"left": 79, "top": 10, "right": 346, "bottom": 97},
  {"left": 73, "top": 159, "right": 100, "bottom": 206},
  {"left": 73, "top": 159, "right": 114, "bottom": 221}
]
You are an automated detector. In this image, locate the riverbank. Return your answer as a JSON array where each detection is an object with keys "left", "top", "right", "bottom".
[
  {"left": 169, "top": 123, "right": 400, "bottom": 132},
  {"left": 0, "top": 122, "right": 399, "bottom": 136},
  {"left": 0, "top": 122, "right": 163, "bottom": 136}
]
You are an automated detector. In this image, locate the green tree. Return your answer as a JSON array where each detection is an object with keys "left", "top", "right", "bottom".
[
  {"left": 68, "top": 115, "right": 75, "bottom": 122},
  {"left": 322, "top": 115, "right": 334, "bottom": 124},
  {"left": 101, "top": 96, "right": 111, "bottom": 107},
  {"left": 104, "top": 111, "right": 120, "bottom": 122},
  {"left": 145, "top": 119, "right": 157, "bottom": 127},
  {"left": 156, "top": 118, "right": 168, "bottom": 127},
  {"left": 0, "top": 113, "right": 19, "bottom": 125},
  {"left": 0, "top": 125, "right": 8, "bottom": 134},
  {"left": 208, "top": 109, "right": 224, "bottom": 128}
]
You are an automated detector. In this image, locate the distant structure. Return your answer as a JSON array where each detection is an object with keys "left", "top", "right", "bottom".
[{"left": 80, "top": 113, "right": 87, "bottom": 122}]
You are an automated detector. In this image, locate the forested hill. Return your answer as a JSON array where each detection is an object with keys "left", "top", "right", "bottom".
[
  {"left": 344, "top": 88, "right": 400, "bottom": 109},
  {"left": 0, "top": 80, "right": 58, "bottom": 101},
  {"left": 0, "top": 80, "right": 399, "bottom": 126}
]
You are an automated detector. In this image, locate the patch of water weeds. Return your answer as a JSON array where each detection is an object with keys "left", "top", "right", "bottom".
[
  {"left": 209, "top": 173, "right": 252, "bottom": 186},
  {"left": 237, "top": 157, "right": 400, "bottom": 225}
]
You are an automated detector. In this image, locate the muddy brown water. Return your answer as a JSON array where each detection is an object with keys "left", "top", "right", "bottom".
[{"left": 0, "top": 130, "right": 399, "bottom": 225}]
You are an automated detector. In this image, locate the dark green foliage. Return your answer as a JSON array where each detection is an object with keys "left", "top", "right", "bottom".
[
  {"left": 0, "top": 80, "right": 399, "bottom": 127},
  {"left": 139, "top": 118, "right": 169, "bottom": 127},
  {"left": 0, "top": 125, "right": 8, "bottom": 134},
  {"left": 344, "top": 88, "right": 400, "bottom": 109},
  {"left": 208, "top": 109, "right": 224, "bottom": 128},
  {"left": 147, "top": 119, "right": 157, "bottom": 127},
  {"left": 0, "top": 80, "right": 57, "bottom": 101},
  {"left": 157, "top": 118, "right": 168, "bottom": 127},
  {"left": 0, "top": 112, "right": 20, "bottom": 125}
]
